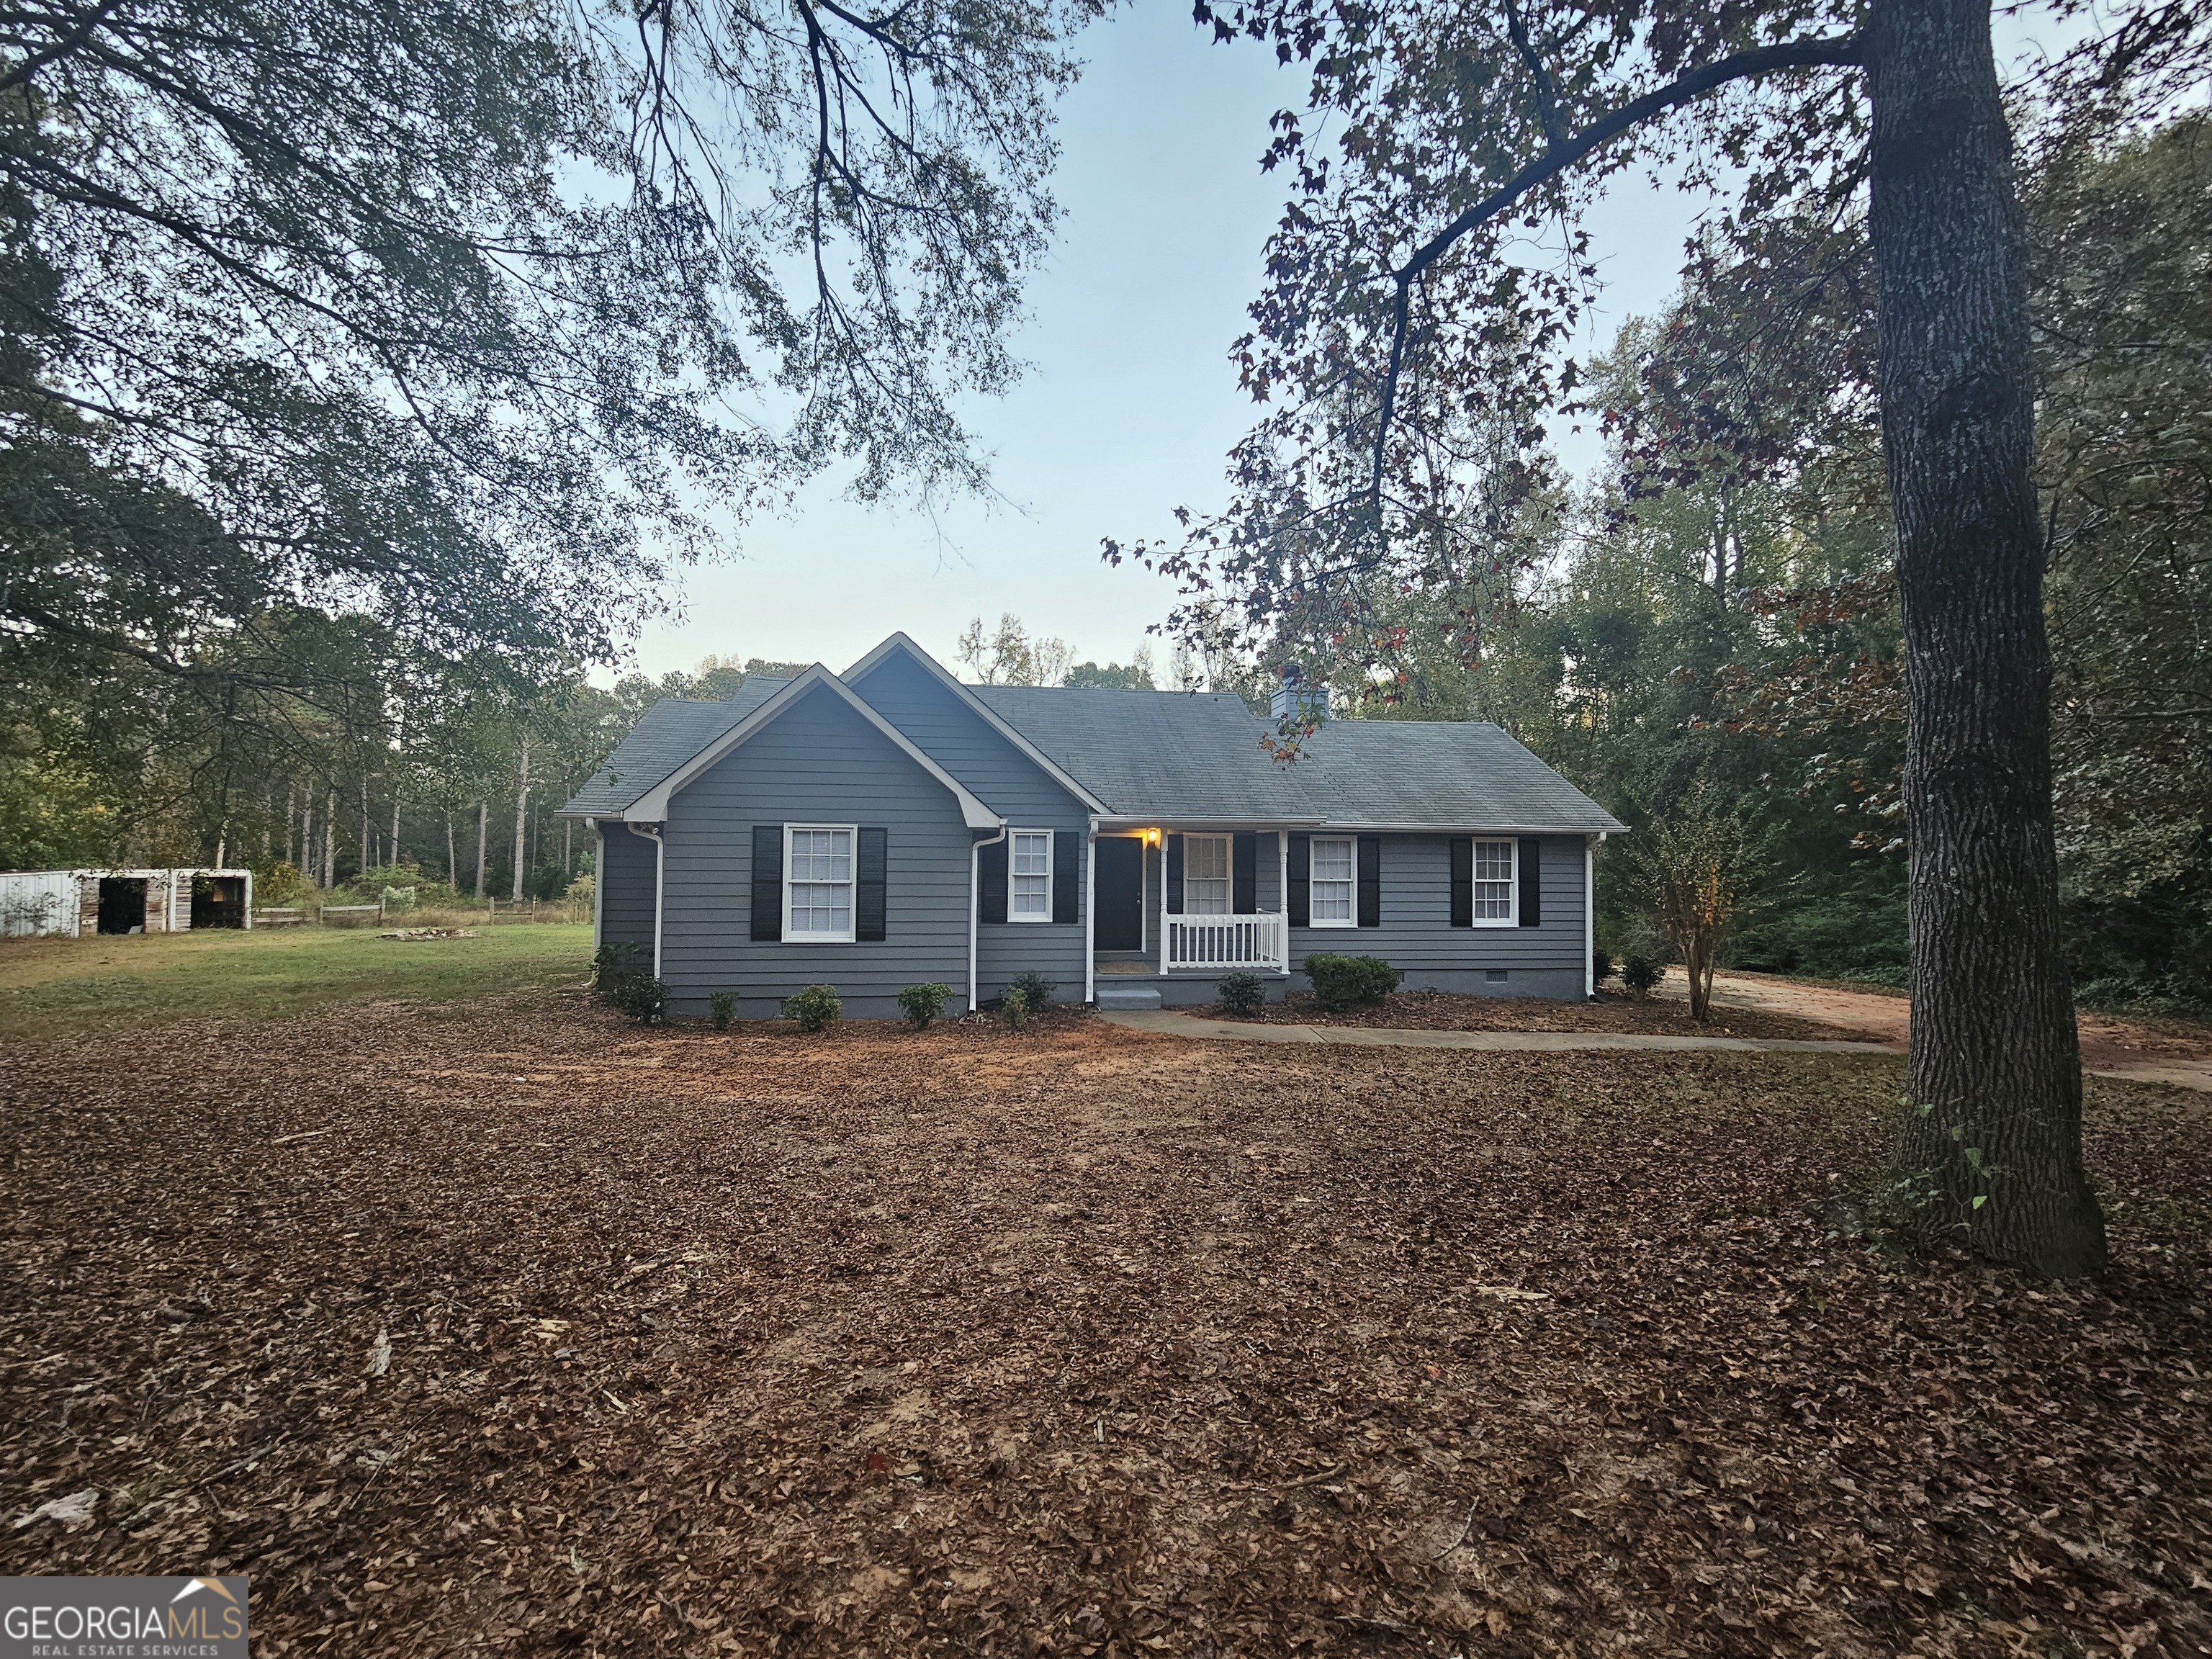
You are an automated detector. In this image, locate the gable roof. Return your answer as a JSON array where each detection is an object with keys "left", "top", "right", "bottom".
[
  {"left": 561, "top": 677, "right": 790, "bottom": 819},
  {"left": 622, "top": 665, "right": 999, "bottom": 829},
  {"left": 562, "top": 633, "right": 1625, "bottom": 835},
  {"left": 844, "top": 633, "right": 1110, "bottom": 813}
]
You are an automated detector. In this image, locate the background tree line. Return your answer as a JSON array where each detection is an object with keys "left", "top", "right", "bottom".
[{"left": 1302, "top": 109, "right": 2210, "bottom": 1012}]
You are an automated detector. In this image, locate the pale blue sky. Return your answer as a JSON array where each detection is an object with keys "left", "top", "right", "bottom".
[
  {"left": 629, "top": 4, "right": 2082, "bottom": 681},
  {"left": 629, "top": 4, "right": 1706, "bottom": 680}
]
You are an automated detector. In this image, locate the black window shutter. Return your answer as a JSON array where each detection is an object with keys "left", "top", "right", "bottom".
[
  {"left": 750, "top": 824, "right": 783, "bottom": 942},
  {"left": 1357, "top": 835, "right": 1382, "bottom": 927},
  {"left": 1519, "top": 837, "right": 1542, "bottom": 927},
  {"left": 1449, "top": 837, "right": 1474, "bottom": 928},
  {"left": 1232, "top": 832, "right": 1258, "bottom": 914},
  {"left": 1287, "top": 834, "right": 1310, "bottom": 927},
  {"left": 1052, "top": 830, "right": 1079, "bottom": 924},
  {"left": 857, "top": 827, "right": 888, "bottom": 941},
  {"left": 1164, "top": 834, "right": 1184, "bottom": 914},
  {"left": 979, "top": 836, "right": 1008, "bottom": 925}
]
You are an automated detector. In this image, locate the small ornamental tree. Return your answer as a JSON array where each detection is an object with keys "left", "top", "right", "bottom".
[{"left": 1627, "top": 786, "right": 1756, "bottom": 1022}]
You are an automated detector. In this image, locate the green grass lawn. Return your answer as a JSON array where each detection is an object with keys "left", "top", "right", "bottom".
[{"left": 0, "top": 922, "right": 593, "bottom": 1040}]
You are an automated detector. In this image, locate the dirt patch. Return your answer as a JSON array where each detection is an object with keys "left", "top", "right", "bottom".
[
  {"left": 1671, "top": 969, "right": 2212, "bottom": 1074},
  {"left": 2, "top": 993, "right": 2207, "bottom": 1657},
  {"left": 1203, "top": 987, "right": 1868, "bottom": 1043}
]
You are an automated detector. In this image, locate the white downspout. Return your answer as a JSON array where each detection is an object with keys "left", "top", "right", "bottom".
[
  {"left": 1084, "top": 817, "right": 1097, "bottom": 1006},
  {"left": 586, "top": 818, "right": 603, "bottom": 952},
  {"left": 1585, "top": 832, "right": 1601, "bottom": 999},
  {"left": 627, "top": 822, "right": 664, "bottom": 979},
  {"left": 969, "top": 822, "right": 1007, "bottom": 1013}
]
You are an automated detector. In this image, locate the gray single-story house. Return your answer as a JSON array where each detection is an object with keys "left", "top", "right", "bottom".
[{"left": 559, "top": 633, "right": 1625, "bottom": 1017}]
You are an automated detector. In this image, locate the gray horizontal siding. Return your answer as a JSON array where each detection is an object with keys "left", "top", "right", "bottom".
[
  {"left": 1290, "top": 833, "right": 1588, "bottom": 992},
  {"left": 598, "top": 824, "right": 658, "bottom": 961},
  {"left": 855, "top": 649, "right": 1090, "bottom": 1002},
  {"left": 659, "top": 683, "right": 973, "bottom": 1018}
]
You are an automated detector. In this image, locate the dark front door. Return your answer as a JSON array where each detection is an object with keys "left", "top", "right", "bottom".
[
  {"left": 97, "top": 877, "right": 146, "bottom": 935},
  {"left": 1094, "top": 836, "right": 1143, "bottom": 951}
]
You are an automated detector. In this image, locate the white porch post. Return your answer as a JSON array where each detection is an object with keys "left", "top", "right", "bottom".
[
  {"left": 1277, "top": 829, "right": 1289, "bottom": 971},
  {"left": 1084, "top": 818, "right": 1097, "bottom": 1006}
]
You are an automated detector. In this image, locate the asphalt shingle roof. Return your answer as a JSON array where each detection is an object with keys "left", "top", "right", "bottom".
[
  {"left": 560, "top": 679, "right": 789, "bottom": 817},
  {"left": 970, "top": 686, "right": 1314, "bottom": 820},
  {"left": 1287, "top": 719, "right": 1625, "bottom": 832},
  {"left": 562, "top": 650, "right": 1623, "bottom": 834}
]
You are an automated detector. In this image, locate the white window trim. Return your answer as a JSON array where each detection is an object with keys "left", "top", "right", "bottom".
[
  {"left": 1470, "top": 836, "right": 1518, "bottom": 928},
  {"left": 785, "top": 822, "right": 858, "bottom": 943},
  {"left": 1008, "top": 827, "right": 1053, "bottom": 923},
  {"left": 1308, "top": 834, "right": 1359, "bottom": 928},
  {"left": 1182, "top": 832, "right": 1233, "bottom": 916}
]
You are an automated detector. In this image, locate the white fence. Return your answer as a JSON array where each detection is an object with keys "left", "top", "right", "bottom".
[{"left": 1164, "top": 911, "right": 1287, "bottom": 972}]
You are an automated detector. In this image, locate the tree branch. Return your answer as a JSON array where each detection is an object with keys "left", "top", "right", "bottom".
[{"left": 1367, "top": 30, "right": 1864, "bottom": 510}]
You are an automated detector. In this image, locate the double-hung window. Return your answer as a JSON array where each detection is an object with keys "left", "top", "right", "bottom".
[
  {"left": 1473, "top": 838, "right": 1516, "bottom": 922},
  {"left": 1010, "top": 830, "right": 1053, "bottom": 921},
  {"left": 1184, "top": 834, "right": 1231, "bottom": 914},
  {"left": 1310, "top": 836, "right": 1356, "bottom": 925},
  {"left": 786, "top": 825, "right": 855, "bottom": 941}
]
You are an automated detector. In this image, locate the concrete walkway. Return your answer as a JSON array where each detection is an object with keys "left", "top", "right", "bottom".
[
  {"left": 1096, "top": 1007, "right": 2212, "bottom": 1092},
  {"left": 1095, "top": 1009, "right": 1897, "bottom": 1057}
]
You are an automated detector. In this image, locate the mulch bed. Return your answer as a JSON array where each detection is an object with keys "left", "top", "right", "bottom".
[
  {"left": 3, "top": 994, "right": 2208, "bottom": 1657},
  {"left": 1201, "top": 988, "right": 1871, "bottom": 1043}
]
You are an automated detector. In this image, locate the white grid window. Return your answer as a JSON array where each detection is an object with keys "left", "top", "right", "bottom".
[
  {"left": 1310, "top": 836, "right": 1355, "bottom": 925},
  {"left": 786, "top": 826, "right": 854, "bottom": 940},
  {"left": 1184, "top": 835, "right": 1231, "bottom": 914},
  {"left": 1473, "top": 839, "right": 1515, "bottom": 922},
  {"left": 1011, "top": 830, "right": 1052, "bottom": 921}
]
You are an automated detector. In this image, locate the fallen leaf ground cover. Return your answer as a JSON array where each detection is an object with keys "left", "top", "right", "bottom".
[
  {"left": 1205, "top": 989, "right": 1866, "bottom": 1043},
  {"left": 1, "top": 992, "right": 2208, "bottom": 1658}
]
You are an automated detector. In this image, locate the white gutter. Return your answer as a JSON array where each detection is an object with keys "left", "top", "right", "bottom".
[
  {"left": 627, "top": 822, "right": 665, "bottom": 979},
  {"left": 968, "top": 822, "right": 1008, "bottom": 1012},
  {"left": 1084, "top": 817, "right": 1097, "bottom": 1006}
]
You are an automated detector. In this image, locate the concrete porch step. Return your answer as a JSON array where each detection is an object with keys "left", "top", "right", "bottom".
[{"left": 1094, "top": 983, "right": 1163, "bottom": 1011}]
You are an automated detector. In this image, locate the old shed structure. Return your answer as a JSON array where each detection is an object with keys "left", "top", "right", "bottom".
[{"left": 0, "top": 868, "right": 255, "bottom": 939}]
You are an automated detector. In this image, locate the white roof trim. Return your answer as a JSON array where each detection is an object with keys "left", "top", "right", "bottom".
[
  {"left": 621, "top": 665, "right": 1001, "bottom": 830},
  {"left": 844, "top": 632, "right": 1113, "bottom": 814}
]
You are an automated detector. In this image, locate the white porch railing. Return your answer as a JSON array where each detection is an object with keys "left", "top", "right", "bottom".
[{"left": 1164, "top": 912, "right": 1287, "bottom": 972}]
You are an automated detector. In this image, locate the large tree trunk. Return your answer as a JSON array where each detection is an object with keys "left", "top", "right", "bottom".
[
  {"left": 1866, "top": 0, "right": 2105, "bottom": 1274},
  {"left": 474, "top": 802, "right": 487, "bottom": 900}
]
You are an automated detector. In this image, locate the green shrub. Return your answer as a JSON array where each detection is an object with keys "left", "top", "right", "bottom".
[
  {"left": 256, "top": 861, "right": 314, "bottom": 908},
  {"left": 783, "top": 983, "right": 842, "bottom": 1033},
  {"left": 1007, "top": 970, "right": 1057, "bottom": 1012},
  {"left": 1591, "top": 948, "right": 1613, "bottom": 987},
  {"left": 708, "top": 989, "right": 736, "bottom": 1030},
  {"left": 610, "top": 974, "right": 666, "bottom": 1025},
  {"left": 1217, "top": 971, "right": 1268, "bottom": 1017},
  {"left": 591, "top": 940, "right": 645, "bottom": 998},
  {"left": 999, "top": 986, "right": 1030, "bottom": 1030},
  {"left": 1303, "top": 953, "right": 1402, "bottom": 1008},
  {"left": 1622, "top": 954, "right": 1662, "bottom": 996},
  {"left": 898, "top": 981, "right": 953, "bottom": 1030}
]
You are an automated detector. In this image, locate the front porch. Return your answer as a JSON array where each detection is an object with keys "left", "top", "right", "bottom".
[{"left": 1088, "top": 824, "right": 1300, "bottom": 1007}]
